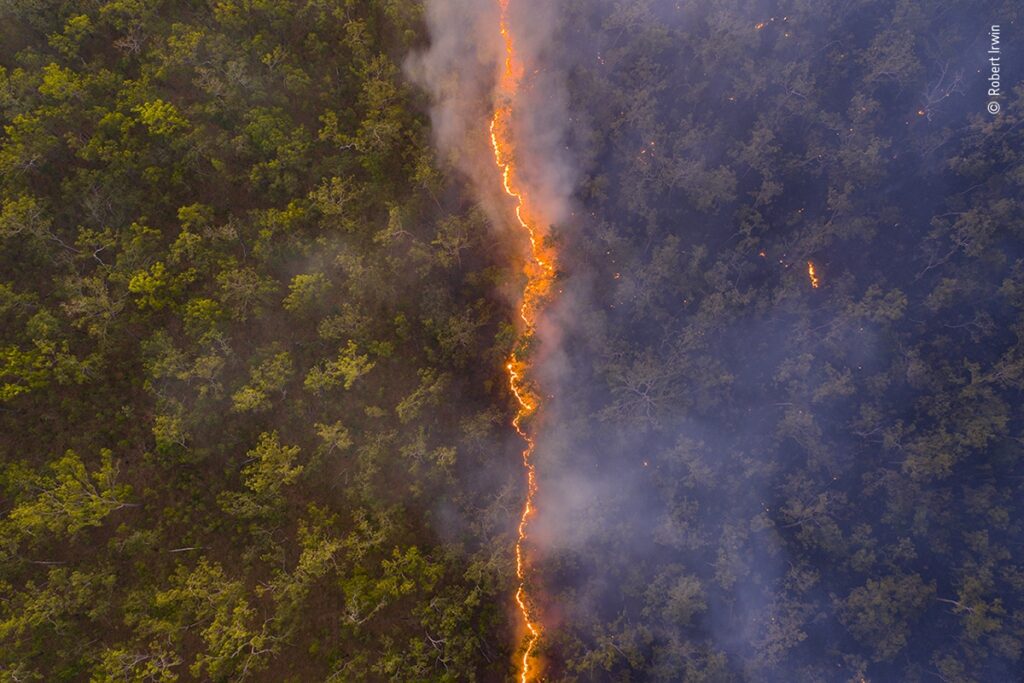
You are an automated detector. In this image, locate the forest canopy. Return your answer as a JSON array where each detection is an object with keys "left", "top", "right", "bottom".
[
  {"left": 2, "top": 0, "right": 1024, "bottom": 682},
  {"left": 1, "top": 1, "right": 515, "bottom": 680}
]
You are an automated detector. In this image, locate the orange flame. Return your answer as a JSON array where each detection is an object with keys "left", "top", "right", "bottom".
[
  {"left": 807, "top": 260, "right": 820, "bottom": 288},
  {"left": 489, "top": 1, "right": 556, "bottom": 680}
]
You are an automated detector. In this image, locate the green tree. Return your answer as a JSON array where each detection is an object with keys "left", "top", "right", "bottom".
[{"left": 7, "top": 449, "right": 131, "bottom": 539}]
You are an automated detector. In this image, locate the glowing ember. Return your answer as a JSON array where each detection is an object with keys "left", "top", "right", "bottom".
[
  {"left": 807, "top": 260, "right": 820, "bottom": 288},
  {"left": 489, "top": 1, "right": 557, "bottom": 680}
]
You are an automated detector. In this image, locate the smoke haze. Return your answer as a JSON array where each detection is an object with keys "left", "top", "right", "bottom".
[{"left": 414, "top": 0, "right": 1024, "bottom": 680}]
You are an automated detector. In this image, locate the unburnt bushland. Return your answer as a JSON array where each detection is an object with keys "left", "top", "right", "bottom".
[{"left": 0, "top": 1, "right": 518, "bottom": 680}]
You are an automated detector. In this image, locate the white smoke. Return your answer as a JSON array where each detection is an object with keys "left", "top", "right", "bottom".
[{"left": 405, "top": 0, "right": 576, "bottom": 230}]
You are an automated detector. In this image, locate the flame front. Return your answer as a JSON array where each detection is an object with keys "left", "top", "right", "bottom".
[
  {"left": 489, "top": 1, "right": 557, "bottom": 681},
  {"left": 807, "top": 261, "right": 820, "bottom": 288}
]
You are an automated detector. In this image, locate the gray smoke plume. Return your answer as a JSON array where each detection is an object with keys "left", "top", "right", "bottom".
[
  {"left": 406, "top": 0, "right": 587, "bottom": 667},
  {"left": 406, "top": 0, "right": 576, "bottom": 230}
]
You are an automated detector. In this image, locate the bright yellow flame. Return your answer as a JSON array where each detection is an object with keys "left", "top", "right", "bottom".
[
  {"left": 489, "top": 1, "right": 557, "bottom": 681},
  {"left": 807, "top": 260, "right": 820, "bottom": 288}
]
